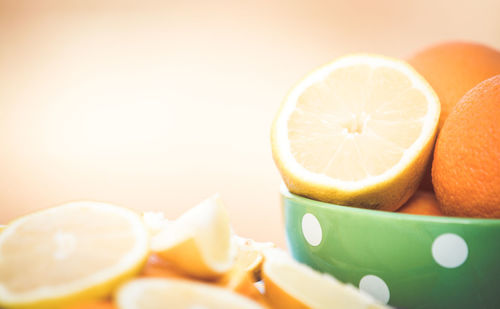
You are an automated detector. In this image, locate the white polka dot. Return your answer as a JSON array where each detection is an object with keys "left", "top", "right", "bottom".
[
  {"left": 432, "top": 233, "right": 468, "bottom": 268},
  {"left": 359, "top": 275, "right": 390, "bottom": 304},
  {"left": 301, "top": 213, "right": 322, "bottom": 246}
]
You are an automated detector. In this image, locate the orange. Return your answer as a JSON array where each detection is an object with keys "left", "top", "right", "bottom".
[
  {"left": 408, "top": 41, "right": 500, "bottom": 191},
  {"left": 397, "top": 191, "right": 443, "bottom": 216},
  {"left": 432, "top": 75, "right": 500, "bottom": 218},
  {"left": 408, "top": 41, "right": 500, "bottom": 131}
]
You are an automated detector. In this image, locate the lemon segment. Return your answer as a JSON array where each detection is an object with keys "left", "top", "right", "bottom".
[
  {"left": 115, "top": 278, "right": 265, "bottom": 309},
  {"left": 0, "top": 202, "right": 149, "bottom": 309},
  {"left": 271, "top": 54, "right": 440, "bottom": 210},
  {"left": 151, "top": 194, "right": 234, "bottom": 279},
  {"left": 262, "top": 249, "right": 389, "bottom": 309},
  {"left": 213, "top": 236, "right": 275, "bottom": 305},
  {"left": 232, "top": 235, "right": 276, "bottom": 281},
  {"left": 139, "top": 254, "right": 188, "bottom": 280}
]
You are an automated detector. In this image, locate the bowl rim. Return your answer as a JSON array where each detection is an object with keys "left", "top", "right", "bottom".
[{"left": 281, "top": 185, "right": 500, "bottom": 225}]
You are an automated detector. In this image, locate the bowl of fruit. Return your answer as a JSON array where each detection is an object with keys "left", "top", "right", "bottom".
[
  {"left": 271, "top": 42, "right": 500, "bottom": 309},
  {"left": 281, "top": 188, "right": 500, "bottom": 309}
]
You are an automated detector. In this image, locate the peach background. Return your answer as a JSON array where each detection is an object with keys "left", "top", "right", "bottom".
[{"left": 1, "top": 0, "right": 499, "bottom": 247}]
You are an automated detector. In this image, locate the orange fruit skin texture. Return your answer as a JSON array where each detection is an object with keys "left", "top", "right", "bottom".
[
  {"left": 408, "top": 41, "right": 500, "bottom": 191},
  {"left": 408, "top": 41, "right": 500, "bottom": 131},
  {"left": 432, "top": 74, "right": 500, "bottom": 218},
  {"left": 397, "top": 190, "right": 443, "bottom": 216}
]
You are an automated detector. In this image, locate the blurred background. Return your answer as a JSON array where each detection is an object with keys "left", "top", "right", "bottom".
[{"left": 1, "top": 0, "right": 499, "bottom": 247}]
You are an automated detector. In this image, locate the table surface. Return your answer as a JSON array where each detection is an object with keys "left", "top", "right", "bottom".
[{"left": 1, "top": 0, "right": 499, "bottom": 247}]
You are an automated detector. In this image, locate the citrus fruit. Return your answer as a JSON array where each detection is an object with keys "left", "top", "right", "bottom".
[
  {"left": 271, "top": 54, "right": 440, "bottom": 211},
  {"left": 408, "top": 41, "right": 500, "bottom": 191},
  {"left": 145, "top": 238, "right": 267, "bottom": 304},
  {"left": 0, "top": 225, "right": 4, "bottom": 233},
  {"left": 0, "top": 202, "right": 149, "bottom": 309},
  {"left": 262, "top": 249, "right": 387, "bottom": 309},
  {"left": 115, "top": 278, "right": 265, "bottom": 309},
  {"left": 432, "top": 74, "right": 500, "bottom": 218},
  {"left": 139, "top": 254, "right": 188, "bottom": 280},
  {"left": 142, "top": 212, "right": 170, "bottom": 236},
  {"left": 214, "top": 236, "right": 274, "bottom": 305},
  {"left": 397, "top": 191, "right": 443, "bottom": 216},
  {"left": 64, "top": 300, "right": 116, "bottom": 309},
  {"left": 151, "top": 194, "right": 234, "bottom": 279},
  {"left": 408, "top": 41, "right": 500, "bottom": 131},
  {"left": 232, "top": 235, "right": 275, "bottom": 281},
  {"left": 217, "top": 267, "right": 269, "bottom": 305}
]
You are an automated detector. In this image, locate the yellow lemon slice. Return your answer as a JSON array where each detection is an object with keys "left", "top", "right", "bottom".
[
  {"left": 0, "top": 202, "right": 149, "bottom": 309},
  {"left": 115, "top": 278, "right": 265, "bottom": 309},
  {"left": 271, "top": 54, "right": 440, "bottom": 210},
  {"left": 151, "top": 194, "right": 234, "bottom": 279},
  {"left": 262, "top": 249, "right": 388, "bottom": 309}
]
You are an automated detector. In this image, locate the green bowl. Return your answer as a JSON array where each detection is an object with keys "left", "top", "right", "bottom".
[{"left": 282, "top": 187, "right": 500, "bottom": 309}]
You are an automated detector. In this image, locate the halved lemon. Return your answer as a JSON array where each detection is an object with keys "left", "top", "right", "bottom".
[
  {"left": 0, "top": 202, "right": 149, "bottom": 309},
  {"left": 0, "top": 225, "right": 4, "bottom": 233},
  {"left": 262, "top": 249, "right": 388, "bottom": 309},
  {"left": 271, "top": 54, "right": 440, "bottom": 210},
  {"left": 115, "top": 278, "right": 265, "bottom": 309},
  {"left": 151, "top": 194, "right": 234, "bottom": 279}
]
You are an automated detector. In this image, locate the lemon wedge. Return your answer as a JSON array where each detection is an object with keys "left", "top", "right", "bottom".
[
  {"left": 151, "top": 194, "right": 234, "bottom": 279},
  {"left": 115, "top": 278, "right": 265, "bottom": 309},
  {"left": 232, "top": 235, "right": 275, "bottom": 281},
  {"left": 262, "top": 249, "right": 389, "bottom": 309}
]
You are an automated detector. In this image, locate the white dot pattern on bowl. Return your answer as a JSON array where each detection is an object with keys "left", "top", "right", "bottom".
[
  {"left": 301, "top": 213, "right": 322, "bottom": 246},
  {"left": 296, "top": 207, "right": 472, "bottom": 307},
  {"left": 432, "top": 233, "right": 468, "bottom": 268},
  {"left": 359, "top": 274, "right": 390, "bottom": 304}
]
